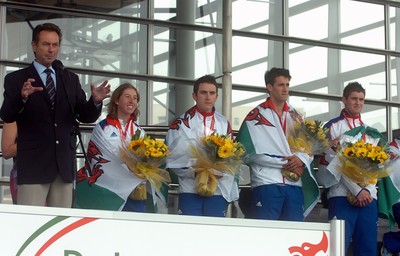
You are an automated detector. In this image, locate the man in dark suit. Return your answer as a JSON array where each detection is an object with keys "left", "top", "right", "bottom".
[{"left": 0, "top": 23, "right": 110, "bottom": 208}]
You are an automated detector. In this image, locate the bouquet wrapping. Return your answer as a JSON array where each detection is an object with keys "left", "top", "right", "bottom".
[
  {"left": 284, "top": 119, "right": 330, "bottom": 181},
  {"left": 335, "top": 135, "right": 397, "bottom": 205},
  {"left": 337, "top": 140, "right": 394, "bottom": 186},
  {"left": 120, "top": 130, "right": 170, "bottom": 200},
  {"left": 191, "top": 133, "right": 244, "bottom": 197}
]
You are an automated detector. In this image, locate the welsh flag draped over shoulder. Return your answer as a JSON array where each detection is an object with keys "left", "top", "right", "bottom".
[
  {"left": 379, "top": 137, "right": 400, "bottom": 229},
  {"left": 236, "top": 119, "right": 320, "bottom": 217},
  {"left": 75, "top": 126, "right": 144, "bottom": 211},
  {"left": 339, "top": 126, "right": 400, "bottom": 229}
]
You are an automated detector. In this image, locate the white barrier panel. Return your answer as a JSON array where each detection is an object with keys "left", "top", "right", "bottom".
[{"left": 0, "top": 204, "right": 344, "bottom": 256}]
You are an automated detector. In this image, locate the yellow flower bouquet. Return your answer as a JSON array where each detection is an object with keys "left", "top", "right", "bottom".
[
  {"left": 336, "top": 139, "right": 396, "bottom": 204},
  {"left": 120, "top": 130, "right": 171, "bottom": 200},
  {"left": 191, "top": 133, "right": 245, "bottom": 197},
  {"left": 284, "top": 119, "right": 330, "bottom": 181},
  {"left": 337, "top": 140, "right": 392, "bottom": 186}
]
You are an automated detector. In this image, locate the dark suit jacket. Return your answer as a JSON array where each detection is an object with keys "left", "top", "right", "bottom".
[{"left": 0, "top": 63, "right": 101, "bottom": 184}]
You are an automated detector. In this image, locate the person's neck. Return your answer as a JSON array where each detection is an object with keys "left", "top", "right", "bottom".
[
  {"left": 196, "top": 106, "right": 214, "bottom": 115},
  {"left": 118, "top": 114, "right": 130, "bottom": 125},
  {"left": 344, "top": 109, "right": 361, "bottom": 118},
  {"left": 270, "top": 99, "right": 285, "bottom": 117}
]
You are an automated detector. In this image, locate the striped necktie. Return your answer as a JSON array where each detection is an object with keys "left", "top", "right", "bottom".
[{"left": 44, "top": 68, "right": 56, "bottom": 106}]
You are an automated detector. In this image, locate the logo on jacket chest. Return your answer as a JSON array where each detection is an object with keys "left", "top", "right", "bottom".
[{"left": 244, "top": 108, "right": 275, "bottom": 127}]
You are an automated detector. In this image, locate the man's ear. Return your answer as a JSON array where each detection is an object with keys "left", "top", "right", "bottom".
[
  {"left": 31, "top": 41, "right": 36, "bottom": 55},
  {"left": 341, "top": 96, "right": 346, "bottom": 105},
  {"left": 266, "top": 83, "right": 273, "bottom": 93}
]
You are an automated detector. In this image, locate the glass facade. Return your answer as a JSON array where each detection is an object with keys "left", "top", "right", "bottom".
[{"left": 1, "top": 0, "right": 400, "bottom": 204}]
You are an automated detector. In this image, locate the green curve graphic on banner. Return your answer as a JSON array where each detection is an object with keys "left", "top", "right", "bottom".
[
  {"left": 16, "top": 216, "right": 69, "bottom": 256},
  {"left": 35, "top": 217, "right": 98, "bottom": 255}
]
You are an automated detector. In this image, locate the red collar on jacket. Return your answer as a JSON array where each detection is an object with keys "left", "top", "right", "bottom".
[
  {"left": 195, "top": 105, "right": 215, "bottom": 118},
  {"left": 260, "top": 97, "right": 290, "bottom": 112}
]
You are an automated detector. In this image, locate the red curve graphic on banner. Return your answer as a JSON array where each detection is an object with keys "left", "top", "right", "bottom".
[
  {"left": 288, "top": 231, "right": 328, "bottom": 256},
  {"left": 35, "top": 217, "right": 98, "bottom": 256}
]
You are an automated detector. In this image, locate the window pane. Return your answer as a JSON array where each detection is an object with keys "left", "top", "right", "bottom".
[
  {"left": 195, "top": 31, "right": 222, "bottom": 77},
  {"left": 289, "top": 0, "right": 313, "bottom": 6},
  {"left": 5, "top": 9, "right": 147, "bottom": 73},
  {"left": 363, "top": 106, "right": 387, "bottom": 134},
  {"left": 154, "top": 26, "right": 172, "bottom": 77},
  {"left": 153, "top": 27, "right": 222, "bottom": 79},
  {"left": 196, "top": 0, "right": 221, "bottom": 28},
  {"left": 390, "top": 57, "right": 400, "bottom": 102},
  {"left": 391, "top": 107, "right": 400, "bottom": 139},
  {"left": 390, "top": 6, "right": 400, "bottom": 51},
  {"left": 341, "top": 0, "right": 385, "bottom": 49},
  {"left": 232, "top": 0, "right": 274, "bottom": 33},
  {"left": 7, "top": 0, "right": 148, "bottom": 17},
  {"left": 288, "top": 1, "right": 386, "bottom": 48},
  {"left": 154, "top": 1, "right": 176, "bottom": 21},
  {"left": 289, "top": 44, "right": 327, "bottom": 89},
  {"left": 152, "top": 82, "right": 170, "bottom": 126},
  {"left": 232, "top": 39, "right": 285, "bottom": 86},
  {"left": 341, "top": 50, "right": 386, "bottom": 101},
  {"left": 154, "top": 1, "right": 222, "bottom": 28},
  {"left": 5, "top": 9, "right": 148, "bottom": 74},
  {"left": 289, "top": 3, "right": 328, "bottom": 41}
]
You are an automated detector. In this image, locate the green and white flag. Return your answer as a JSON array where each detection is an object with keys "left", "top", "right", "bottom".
[
  {"left": 236, "top": 103, "right": 320, "bottom": 217},
  {"left": 328, "top": 126, "right": 400, "bottom": 229},
  {"left": 75, "top": 126, "right": 144, "bottom": 211},
  {"left": 379, "top": 138, "right": 400, "bottom": 229}
]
